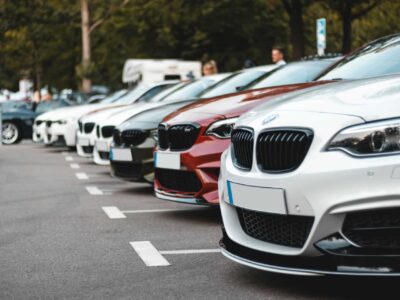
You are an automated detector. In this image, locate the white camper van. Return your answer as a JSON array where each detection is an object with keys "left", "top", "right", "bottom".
[{"left": 122, "top": 59, "right": 202, "bottom": 85}]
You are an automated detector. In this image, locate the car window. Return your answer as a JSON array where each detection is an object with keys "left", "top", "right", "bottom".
[
  {"left": 318, "top": 35, "right": 400, "bottom": 80},
  {"left": 100, "top": 90, "right": 129, "bottom": 104},
  {"left": 249, "top": 61, "right": 332, "bottom": 89},
  {"left": 199, "top": 70, "right": 268, "bottom": 98},
  {"left": 148, "top": 82, "right": 189, "bottom": 103},
  {"left": 161, "top": 79, "right": 215, "bottom": 102},
  {"left": 136, "top": 84, "right": 173, "bottom": 103}
]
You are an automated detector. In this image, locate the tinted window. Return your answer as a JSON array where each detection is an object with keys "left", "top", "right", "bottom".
[
  {"left": 161, "top": 79, "right": 215, "bottom": 102},
  {"left": 318, "top": 35, "right": 400, "bottom": 80},
  {"left": 136, "top": 84, "right": 173, "bottom": 103},
  {"left": 249, "top": 61, "right": 332, "bottom": 89},
  {"left": 149, "top": 82, "right": 188, "bottom": 102},
  {"left": 100, "top": 90, "right": 129, "bottom": 104},
  {"left": 199, "top": 70, "right": 267, "bottom": 98}
]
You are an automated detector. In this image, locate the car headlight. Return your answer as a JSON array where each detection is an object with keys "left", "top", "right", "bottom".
[
  {"left": 205, "top": 118, "right": 238, "bottom": 139},
  {"left": 150, "top": 129, "right": 158, "bottom": 141},
  {"left": 327, "top": 119, "right": 400, "bottom": 157}
]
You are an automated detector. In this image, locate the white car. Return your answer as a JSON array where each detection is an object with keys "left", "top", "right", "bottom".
[
  {"left": 32, "top": 89, "right": 127, "bottom": 144},
  {"left": 90, "top": 74, "right": 231, "bottom": 165},
  {"left": 35, "top": 82, "right": 174, "bottom": 147},
  {"left": 76, "top": 82, "right": 189, "bottom": 158},
  {"left": 219, "top": 74, "right": 400, "bottom": 276}
]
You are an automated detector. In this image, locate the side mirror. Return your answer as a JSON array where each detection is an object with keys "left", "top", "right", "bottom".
[{"left": 236, "top": 85, "right": 245, "bottom": 91}]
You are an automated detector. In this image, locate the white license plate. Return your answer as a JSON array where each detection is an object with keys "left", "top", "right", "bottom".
[
  {"left": 111, "top": 148, "right": 132, "bottom": 162},
  {"left": 78, "top": 137, "right": 90, "bottom": 146},
  {"left": 155, "top": 151, "right": 180, "bottom": 170},
  {"left": 226, "top": 181, "right": 287, "bottom": 214},
  {"left": 96, "top": 141, "right": 109, "bottom": 152}
]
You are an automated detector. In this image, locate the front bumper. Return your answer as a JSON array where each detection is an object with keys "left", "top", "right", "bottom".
[
  {"left": 93, "top": 138, "right": 112, "bottom": 165},
  {"left": 32, "top": 123, "right": 45, "bottom": 143},
  {"left": 220, "top": 228, "right": 400, "bottom": 276},
  {"left": 219, "top": 111, "right": 400, "bottom": 275},
  {"left": 76, "top": 130, "right": 97, "bottom": 157},
  {"left": 154, "top": 137, "right": 230, "bottom": 205},
  {"left": 44, "top": 122, "right": 77, "bottom": 146},
  {"left": 110, "top": 141, "right": 155, "bottom": 182}
]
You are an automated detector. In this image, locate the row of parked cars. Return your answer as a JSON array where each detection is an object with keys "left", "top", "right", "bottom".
[{"left": 31, "top": 34, "right": 400, "bottom": 276}]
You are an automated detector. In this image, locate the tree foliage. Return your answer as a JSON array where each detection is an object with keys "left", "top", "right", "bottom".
[{"left": 0, "top": 0, "right": 398, "bottom": 91}]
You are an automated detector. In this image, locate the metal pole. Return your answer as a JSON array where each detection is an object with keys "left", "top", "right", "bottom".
[{"left": 0, "top": 102, "right": 2, "bottom": 145}]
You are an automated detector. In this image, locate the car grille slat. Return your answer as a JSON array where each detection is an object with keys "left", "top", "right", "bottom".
[
  {"left": 113, "top": 129, "right": 122, "bottom": 146},
  {"left": 231, "top": 128, "right": 254, "bottom": 170},
  {"left": 237, "top": 208, "right": 314, "bottom": 248},
  {"left": 121, "top": 129, "right": 149, "bottom": 147},
  {"left": 158, "top": 124, "right": 168, "bottom": 150},
  {"left": 84, "top": 122, "right": 95, "bottom": 134},
  {"left": 155, "top": 168, "right": 201, "bottom": 193},
  {"left": 256, "top": 129, "right": 313, "bottom": 173},
  {"left": 157, "top": 124, "right": 199, "bottom": 151},
  {"left": 101, "top": 126, "right": 115, "bottom": 138},
  {"left": 78, "top": 121, "right": 83, "bottom": 133},
  {"left": 343, "top": 208, "right": 400, "bottom": 249}
]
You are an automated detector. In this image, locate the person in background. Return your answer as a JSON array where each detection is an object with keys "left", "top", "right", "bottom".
[
  {"left": 202, "top": 60, "right": 218, "bottom": 76},
  {"left": 271, "top": 46, "right": 286, "bottom": 66}
]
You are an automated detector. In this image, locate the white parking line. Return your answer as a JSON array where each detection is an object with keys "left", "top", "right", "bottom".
[
  {"left": 122, "top": 208, "right": 199, "bottom": 214},
  {"left": 102, "top": 206, "right": 126, "bottom": 219},
  {"left": 65, "top": 156, "right": 74, "bottom": 161},
  {"left": 61, "top": 151, "right": 69, "bottom": 155},
  {"left": 86, "top": 186, "right": 104, "bottom": 195},
  {"left": 70, "top": 163, "right": 80, "bottom": 169},
  {"left": 130, "top": 241, "right": 170, "bottom": 267},
  {"left": 76, "top": 172, "right": 89, "bottom": 180},
  {"left": 159, "top": 249, "right": 221, "bottom": 255}
]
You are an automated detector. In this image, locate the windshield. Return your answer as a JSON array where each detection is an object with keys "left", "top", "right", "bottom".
[
  {"left": 100, "top": 89, "right": 129, "bottom": 104},
  {"left": 249, "top": 60, "right": 334, "bottom": 89},
  {"left": 148, "top": 82, "right": 188, "bottom": 102},
  {"left": 199, "top": 70, "right": 268, "bottom": 98},
  {"left": 161, "top": 79, "right": 216, "bottom": 102},
  {"left": 136, "top": 84, "right": 174, "bottom": 103},
  {"left": 35, "top": 100, "right": 68, "bottom": 113},
  {"left": 318, "top": 35, "right": 400, "bottom": 80}
]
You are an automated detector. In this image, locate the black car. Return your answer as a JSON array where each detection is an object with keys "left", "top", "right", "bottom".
[
  {"left": 1, "top": 97, "right": 79, "bottom": 145},
  {"left": 110, "top": 100, "right": 195, "bottom": 182}
]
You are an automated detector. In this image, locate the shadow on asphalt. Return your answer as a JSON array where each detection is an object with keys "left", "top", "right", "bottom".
[
  {"left": 160, "top": 207, "right": 222, "bottom": 225},
  {"left": 232, "top": 266, "right": 399, "bottom": 299}
]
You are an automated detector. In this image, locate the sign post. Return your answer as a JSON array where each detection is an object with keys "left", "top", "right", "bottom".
[
  {"left": 316, "top": 18, "right": 326, "bottom": 56},
  {"left": 0, "top": 103, "right": 2, "bottom": 145}
]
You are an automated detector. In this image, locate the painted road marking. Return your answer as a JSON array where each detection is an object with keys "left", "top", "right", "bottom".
[
  {"left": 61, "top": 151, "right": 69, "bottom": 155},
  {"left": 122, "top": 208, "right": 200, "bottom": 214},
  {"left": 76, "top": 172, "right": 89, "bottom": 180},
  {"left": 70, "top": 163, "right": 80, "bottom": 169},
  {"left": 86, "top": 186, "right": 104, "bottom": 195},
  {"left": 65, "top": 156, "right": 74, "bottom": 161},
  {"left": 159, "top": 249, "right": 221, "bottom": 255},
  {"left": 102, "top": 206, "right": 126, "bottom": 219},
  {"left": 130, "top": 241, "right": 170, "bottom": 267}
]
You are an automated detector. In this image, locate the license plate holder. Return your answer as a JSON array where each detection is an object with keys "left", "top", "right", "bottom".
[
  {"left": 227, "top": 181, "right": 287, "bottom": 214},
  {"left": 155, "top": 152, "right": 180, "bottom": 170}
]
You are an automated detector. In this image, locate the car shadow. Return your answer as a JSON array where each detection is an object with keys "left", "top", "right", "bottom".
[
  {"left": 159, "top": 206, "right": 222, "bottom": 225},
  {"left": 231, "top": 266, "right": 400, "bottom": 299}
]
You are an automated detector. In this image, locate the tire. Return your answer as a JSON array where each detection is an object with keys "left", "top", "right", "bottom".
[{"left": 2, "top": 121, "right": 22, "bottom": 145}]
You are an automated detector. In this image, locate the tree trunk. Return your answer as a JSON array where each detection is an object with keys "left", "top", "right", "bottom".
[
  {"left": 288, "top": 1, "right": 305, "bottom": 60},
  {"left": 341, "top": 0, "right": 353, "bottom": 54},
  {"left": 81, "top": 0, "right": 91, "bottom": 93}
]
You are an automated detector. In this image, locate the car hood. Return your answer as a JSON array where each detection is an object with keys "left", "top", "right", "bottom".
[
  {"left": 35, "top": 103, "right": 115, "bottom": 121},
  {"left": 97, "top": 102, "right": 165, "bottom": 127},
  {"left": 238, "top": 75, "right": 400, "bottom": 125},
  {"left": 79, "top": 105, "right": 129, "bottom": 123},
  {"left": 163, "top": 81, "right": 331, "bottom": 126}
]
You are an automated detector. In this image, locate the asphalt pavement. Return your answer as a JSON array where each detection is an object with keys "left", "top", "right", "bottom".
[{"left": 0, "top": 141, "right": 399, "bottom": 299}]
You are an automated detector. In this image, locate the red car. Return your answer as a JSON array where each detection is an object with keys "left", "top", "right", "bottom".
[
  {"left": 154, "top": 81, "right": 328, "bottom": 204},
  {"left": 154, "top": 57, "right": 339, "bottom": 205}
]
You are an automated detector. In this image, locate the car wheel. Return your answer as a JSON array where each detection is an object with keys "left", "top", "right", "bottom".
[{"left": 2, "top": 122, "right": 22, "bottom": 145}]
